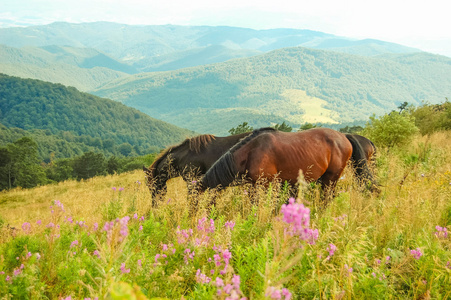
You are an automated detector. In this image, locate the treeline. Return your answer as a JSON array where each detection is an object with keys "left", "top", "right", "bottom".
[
  {"left": 0, "top": 123, "right": 160, "bottom": 162},
  {"left": 0, "top": 136, "right": 155, "bottom": 191}
]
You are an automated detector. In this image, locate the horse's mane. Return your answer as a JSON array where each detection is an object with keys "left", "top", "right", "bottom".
[
  {"left": 148, "top": 134, "right": 217, "bottom": 176},
  {"left": 188, "top": 134, "right": 216, "bottom": 153},
  {"left": 201, "top": 127, "right": 276, "bottom": 189},
  {"left": 229, "top": 127, "right": 276, "bottom": 153}
]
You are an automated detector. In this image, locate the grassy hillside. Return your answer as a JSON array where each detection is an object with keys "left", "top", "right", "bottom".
[
  {"left": 93, "top": 47, "right": 451, "bottom": 135},
  {"left": 0, "top": 74, "right": 195, "bottom": 157},
  {"left": 0, "top": 131, "right": 450, "bottom": 298}
]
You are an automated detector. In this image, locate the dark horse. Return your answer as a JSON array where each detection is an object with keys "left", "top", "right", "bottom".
[
  {"left": 200, "top": 128, "right": 376, "bottom": 198},
  {"left": 143, "top": 130, "right": 275, "bottom": 200}
]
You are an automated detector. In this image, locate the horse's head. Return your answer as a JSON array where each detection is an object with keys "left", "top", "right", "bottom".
[{"left": 144, "top": 150, "right": 176, "bottom": 199}]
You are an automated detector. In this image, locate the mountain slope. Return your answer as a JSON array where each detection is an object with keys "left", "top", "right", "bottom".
[
  {"left": 93, "top": 47, "right": 451, "bottom": 135},
  {"left": 0, "top": 44, "right": 133, "bottom": 90},
  {"left": 0, "top": 74, "right": 195, "bottom": 156}
]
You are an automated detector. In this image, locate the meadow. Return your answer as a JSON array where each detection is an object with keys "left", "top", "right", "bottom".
[{"left": 0, "top": 131, "right": 450, "bottom": 299}]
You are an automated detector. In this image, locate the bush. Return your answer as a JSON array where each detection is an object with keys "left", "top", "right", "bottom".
[{"left": 362, "top": 112, "right": 419, "bottom": 148}]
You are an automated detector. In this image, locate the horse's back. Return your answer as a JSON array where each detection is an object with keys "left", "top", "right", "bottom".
[{"left": 238, "top": 128, "right": 352, "bottom": 183}]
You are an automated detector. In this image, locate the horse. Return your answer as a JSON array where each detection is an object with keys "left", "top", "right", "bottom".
[
  {"left": 345, "top": 134, "right": 376, "bottom": 162},
  {"left": 143, "top": 128, "right": 276, "bottom": 201},
  {"left": 200, "top": 127, "right": 376, "bottom": 199}
]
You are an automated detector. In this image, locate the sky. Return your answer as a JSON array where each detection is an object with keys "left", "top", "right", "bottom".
[{"left": 1, "top": 0, "right": 450, "bottom": 57}]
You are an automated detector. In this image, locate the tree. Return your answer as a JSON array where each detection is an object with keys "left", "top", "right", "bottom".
[
  {"left": 397, "top": 101, "right": 409, "bottom": 114},
  {"left": 228, "top": 122, "right": 253, "bottom": 135},
  {"left": 117, "top": 143, "right": 134, "bottom": 157},
  {"left": 0, "top": 137, "right": 47, "bottom": 189},
  {"left": 362, "top": 112, "right": 419, "bottom": 148},
  {"left": 299, "top": 123, "right": 319, "bottom": 131},
  {"left": 273, "top": 121, "right": 292, "bottom": 132},
  {"left": 339, "top": 125, "right": 364, "bottom": 134},
  {"left": 73, "top": 152, "right": 106, "bottom": 180}
]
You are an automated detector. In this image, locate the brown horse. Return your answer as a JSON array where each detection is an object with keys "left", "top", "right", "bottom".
[
  {"left": 346, "top": 134, "right": 376, "bottom": 162},
  {"left": 143, "top": 128, "right": 276, "bottom": 200},
  {"left": 200, "top": 128, "right": 375, "bottom": 197}
]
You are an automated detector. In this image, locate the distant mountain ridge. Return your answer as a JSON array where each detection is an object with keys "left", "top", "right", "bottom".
[{"left": 0, "top": 22, "right": 420, "bottom": 74}]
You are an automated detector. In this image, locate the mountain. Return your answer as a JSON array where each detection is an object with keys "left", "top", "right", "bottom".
[
  {"left": 0, "top": 22, "right": 420, "bottom": 74},
  {"left": 0, "top": 74, "right": 195, "bottom": 160},
  {"left": 0, "top": 44, "right": 133, "bottom": 90},
  {"left": 93, "top": 47, "right": 451, "bottom": 135}
]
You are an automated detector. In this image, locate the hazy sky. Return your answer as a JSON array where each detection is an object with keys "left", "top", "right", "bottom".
[{"left": 1, "top": 0, "right": 450, "bottom": 57}]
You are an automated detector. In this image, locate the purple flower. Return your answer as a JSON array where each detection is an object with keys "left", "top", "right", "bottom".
[
  {"left": 195, "top": 269, "right": 211, "bottom": 284},
  {"left": 326, "top": 243, "right": 337, "bottom": 260},
  {"left": 183, "top": 248, "right": 195, "bottom": 264},
  {"left": 344, "top": 264, "right": 353, "bottom": 276},
  {"left": 22, "top": 222, "right": 31, "bottom": 233},
  {"left": 93, "top": 250, "right": 100, "bottom": 258},
  {"left": 225, "top": 221, "right": 236, "bottom": 230},
  {"left": 280, "top": 198, "right": 318, "bottom": 244},
  {"left": 410, "top": 248, "right": 423, "bottom": 260},
  {"left": 266, "top": 286, "right": 291, "bottom": 300},
  {"left": 36, "top": 220, "right": 42, "bottom": 225},
  {"left": 46, "top": 222, "right": 55, "bottom": 228},
  {"left": 70, "top": 240, "right": 79, "bottom": 248},
  {"left": 120, "top": 263, "right": 130, "bottom": 274},
  {"left": 435, "top": 226, "right": 448, "bottom": 238}
]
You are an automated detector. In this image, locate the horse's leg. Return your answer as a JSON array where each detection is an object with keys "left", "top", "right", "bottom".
[{"left": 316, "top": 171, "right": 341, "bottom": 202}]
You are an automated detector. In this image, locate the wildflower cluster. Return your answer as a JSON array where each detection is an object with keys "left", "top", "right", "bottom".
[
  {"left": 280, "top": 198, "right": 318, "bottom": 244},
  {"left": 410, "top": 248, "right": 423, "bottom": 260},
  {"left": 326, "top": 243, "right": 337, "bottom": 261},
  {"left": 214, "top": 275, "right": 246, "bottom": 300},
  {"left": 265, "top": 286, "right": 292, "bottom": 300},
  {"left": 434, "top": 226, "right": 448, "bottom": 239}
]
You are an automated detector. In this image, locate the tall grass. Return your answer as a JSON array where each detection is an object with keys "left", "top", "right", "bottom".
[{"left": 0, "top": 131, "right": 450, "bottom": 299}]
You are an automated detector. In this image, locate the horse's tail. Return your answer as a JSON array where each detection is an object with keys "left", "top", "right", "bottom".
[
  {"left": 201, "top": 127, "right": 276, "bottom": 190},
  {"left": 345, "top": 134, "right": 378, "bottom": 190}
]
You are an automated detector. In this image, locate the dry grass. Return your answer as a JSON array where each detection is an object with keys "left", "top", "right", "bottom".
[{"left": 0, "top": 131, "right": 450, "bottom": 298}]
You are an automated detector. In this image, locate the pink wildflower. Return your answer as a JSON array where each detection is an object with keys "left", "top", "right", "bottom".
[
  {"left": 326, "top": 243, "right": 337, "bottom": 260},
  {"left": 280, "top": 198, "right": 318, "bottom": 244},
  {"left": 183, "top": 248, "right": 195, "bottom": 264},
  {"left": 195, "top": 269, "right": 211, "bottom": 284},
  {"left": 70, "top": 240, "right": 79, "bottom": 248},
  {"left": 410, "top": 248, "right": 423, "bottom": 260},
  {"left": 120, "top": 263, "right": 130, "bottom": 274},
  {"left": 22, "top": 222, "right": 31, "bottom": 233},
  {"left": 344, "top": 264, "right": 353, "bottom": 276},
  {"left": 225, "top": 220, "right": 236, "bottom": 230},
  {"left": 435, "top": 226, "right": 448, "bottom": 238}
]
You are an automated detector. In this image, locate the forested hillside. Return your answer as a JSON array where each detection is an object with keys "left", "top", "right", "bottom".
[
  {"left": 0, "top": 74, "right": 195, "bottom": 159},
  {"left": 93, "top": 48, "right": 451, "bottom": 135}
]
